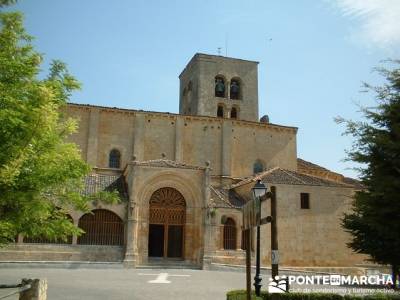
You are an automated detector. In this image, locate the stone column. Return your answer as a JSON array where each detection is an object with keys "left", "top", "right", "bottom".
[
  {"left": 202, "top": 162, "right": 213, "bottom": 269},
  {"left": 86, "top": 108, "right": 99, "bottom": 167},
  {"left": 124, "top": 166, "right": 139, "bottom": 267},
  {"left": 124, "top": 201, "right": 139, "bottom": 267}
]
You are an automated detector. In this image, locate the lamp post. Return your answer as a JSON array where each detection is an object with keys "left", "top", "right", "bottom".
[{"left": 252, "top": 180, "right": 267, "bottom": 297}]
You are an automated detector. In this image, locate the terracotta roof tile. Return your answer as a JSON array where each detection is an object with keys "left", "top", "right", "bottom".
[
  {"left": 210, "top": 186, "right": 245, "bottom": 208},
  {"left": 297, "top": 158, "right": 330, "bottom": 172},
  {"left": 82, "top": 174, "right": 128, "bottom": 200},
  {"left": 232, "top": 167, "right": 356, "bottom": 189}
]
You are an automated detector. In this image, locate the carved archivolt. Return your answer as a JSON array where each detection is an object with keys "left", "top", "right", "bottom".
[{"left": 149, "top": 187, "right": 186, "bottom": 225}]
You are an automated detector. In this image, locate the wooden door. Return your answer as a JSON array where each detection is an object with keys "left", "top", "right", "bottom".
[{"left": 149, "top": 188, "right": 186, "bottom": 259}]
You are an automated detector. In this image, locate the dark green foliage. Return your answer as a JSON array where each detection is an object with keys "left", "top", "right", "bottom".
[
  {"left": 227, "top": 291, "right": 400, "bottom": 300},
  {"left": 337, "top": 61, "right": 400, "bottom": 287},
  {"left": 0, "top": 0, "right": 17, "bottom": 8},
  {"left": 226, "top": 290, "right": 264, "bottom": 300}
]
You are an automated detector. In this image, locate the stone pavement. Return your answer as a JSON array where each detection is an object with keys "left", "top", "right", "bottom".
[
  {"left": 0, "top": 266, "right": 396, "bottom": 299},
  {"left": 0, "top": 267, "right": 247, "bottom": 300}
]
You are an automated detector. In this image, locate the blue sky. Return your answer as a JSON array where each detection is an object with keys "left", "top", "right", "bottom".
[{"left": 10, "top": 0, "right": 400, "bottom": 178}]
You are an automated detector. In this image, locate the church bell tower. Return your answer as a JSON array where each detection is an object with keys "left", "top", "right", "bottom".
[{"left": 179, "top": 53, "right": 259, "bottom": 122}]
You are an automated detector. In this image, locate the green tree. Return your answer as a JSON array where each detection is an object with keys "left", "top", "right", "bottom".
[
  {"left": 0, "top": 4, "right": 117, "bottom": 245},
  {"left": 337, "top": 61, "right": 400, "bottom": 288},
  {"left": 0, "top": 0, "right": 17, "bottom": 8}
]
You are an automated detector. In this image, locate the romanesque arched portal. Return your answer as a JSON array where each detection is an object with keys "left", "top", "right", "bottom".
[{"left": 148, "top": 187, "right": 186, "bottom": 258}]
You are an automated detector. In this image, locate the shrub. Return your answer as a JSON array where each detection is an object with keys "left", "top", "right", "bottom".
[
  {"left": 226, "top": 290, "right": 400, "bottom": 300},
  {"left": 273, "top": 293, "right": 345, "bottom": 300},
  {"left": 226, "top": 290, "right": 265, "bottom": 300}
]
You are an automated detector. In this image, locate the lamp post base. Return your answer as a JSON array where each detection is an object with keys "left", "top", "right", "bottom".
[{"left": 253, "top": 275, "right": 262, "bottom": 296}]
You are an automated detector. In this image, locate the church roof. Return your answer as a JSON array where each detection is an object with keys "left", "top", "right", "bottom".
[
  {"left": 297, "top": 158, "right": 363, "bottom": 188},
  {"left": 210, "top": 186, "right": 245, "bottom": 209},
  {"left": 342, "top": 176, "right": 364, "bottom": 189},
  {"left": 82, "top": 173, "right": 128, "bottom": 200},
  {"left": 231, "top": 167, "right": 357, "bottom": 189},
  {"left": 67, "top": 103, "right": 298, "bottom": 133},
  {"left": 131, "top": 159, "right": 207, "bottom": 170},
  {"left": 297, "top": 158, "right": 330, "bottom": 172}
]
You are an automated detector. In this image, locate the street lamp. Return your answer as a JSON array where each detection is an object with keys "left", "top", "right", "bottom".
[
  {"left": 251, "top": 179, "right": 267, "bottom": 297},
  {"left": 252, "top": 179, "right": 267, "bottom": 199}
]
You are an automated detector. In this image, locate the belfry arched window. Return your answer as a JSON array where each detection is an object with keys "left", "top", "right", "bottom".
[
  {"left": 217, "top": 105, "right": 224, "bottom": 118},
  {"left": 253, "top": 160, "right": 264, "bottom": 174},
  {"left": 223, "top": 217, "right": 237, "bottom": 250},
  {"left": 230, "top": 78, "right": 241, "bottom": 100},
  {"left": 109, "top": 149, "right": 121, "bottom": 169},
  {"left": 215, "top": 76, "right": 225, "bottom": 98}
]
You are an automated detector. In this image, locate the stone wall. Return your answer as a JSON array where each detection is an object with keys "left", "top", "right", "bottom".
[
  {"left": 205, "top": 183, "right": 367, "bottom": 270},
  {"left": 238, "top": 183, "right": 367, "bottom": 267},
  {"left": 0, "top": 244, "right": 124, "bottom": 262},
  {"left": 66, "top": 104, "right": 297, "bottom": 179}
]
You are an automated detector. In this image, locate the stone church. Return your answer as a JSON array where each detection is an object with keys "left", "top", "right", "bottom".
[{"left": 1, "top": 53, "right": 368, "bottom": 271}]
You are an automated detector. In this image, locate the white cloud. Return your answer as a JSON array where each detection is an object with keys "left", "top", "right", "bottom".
[{"left": 329, "top": 0, "right": 400, "bottom": 50}]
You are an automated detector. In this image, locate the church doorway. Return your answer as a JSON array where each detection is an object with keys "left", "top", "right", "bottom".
[{"left": 148, "top": 187, "right": 186, "bottom": 259}]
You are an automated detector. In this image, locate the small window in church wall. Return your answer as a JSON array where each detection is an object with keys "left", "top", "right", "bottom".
[
  {"left": 300, "top": 193, "right": 310, "bottom": 209},
  {"left": 231, "top": 107, "right": 238, "bottom": 119},
  {"left": 109, "top": 149, "right": 121, "bottom": 169},
  {"left": 217, "top": 105, "right": 224, "bottom": 118},
  {"left": 230, "top": 79, "right": 241, "bottom": 100},
  {"left": 215, "top": 76, "right": 226, "bottom": 98},
  {"left": 253, "top": 160, "right": 264, "bottom": 174}
]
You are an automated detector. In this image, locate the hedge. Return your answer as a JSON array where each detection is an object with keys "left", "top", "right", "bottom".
[
  {"left": 226, "top": 290, "right": 400, "bottom": 300},
  {"left": 226, "top": 290, "right": 264, "bottom": 300}
]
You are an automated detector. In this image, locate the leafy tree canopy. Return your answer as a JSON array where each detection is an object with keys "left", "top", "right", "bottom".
[{"left": 0, "top": 4, "right": 118, "bottom": 245}]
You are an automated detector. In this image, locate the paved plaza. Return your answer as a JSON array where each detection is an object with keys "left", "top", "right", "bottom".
[
  {"left": 0, "top": 266, "right": 397, "bottom": 299},
  {"left": 0, "top": 267, "right": 248, "bottom": 300}
]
